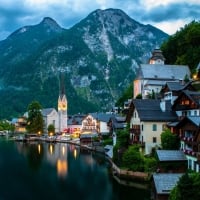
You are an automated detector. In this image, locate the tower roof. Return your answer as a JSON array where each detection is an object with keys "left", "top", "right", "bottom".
[
  {"left": 149, "top": 48, "right": 166, "bottom": 62},
  {"left": 59, "top": 73, "right": 66, "bottom": 97}
]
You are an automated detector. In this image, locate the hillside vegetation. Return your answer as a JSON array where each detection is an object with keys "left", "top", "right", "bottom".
[{"left": 161, "top": 20, "right": 200, "bottom": 73}]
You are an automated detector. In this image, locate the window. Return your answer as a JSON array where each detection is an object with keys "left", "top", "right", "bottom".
[
  {"left": 153, "top": 137, "right": 157, "bottom": 143},
  {"left": 152, "top": 124, "right": 157, "bottom": 131}
]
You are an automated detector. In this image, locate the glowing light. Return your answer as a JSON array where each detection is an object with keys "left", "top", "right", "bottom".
[
  {"left": 62, "top": 146, "right": 66, "bottom": 156},
  {"left": 38, "top": 144, "right": 41, "bottom": 154},
  {"left": 49, "top": 144, "right": 53, "bottom": 155},
  {"left": 73, "top": 149, "right": 77, "bottom": 159},
  {"left": 57, "top": 159, "right": 68, "bottom": 178}
]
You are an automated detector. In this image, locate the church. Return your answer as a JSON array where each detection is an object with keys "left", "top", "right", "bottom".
[
  {"left": 42, "top": 74, "right": 68, "bottom": 134},
  {"left": 133, "top": 48, "right": 191, "bottom": 99}
]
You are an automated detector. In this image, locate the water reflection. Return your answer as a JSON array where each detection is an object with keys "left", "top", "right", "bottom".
[
  {"left": 57, "top": 159, "right": 68, "bottom": 178},
  {"left": 0, "top": 140, "right": 150, "bottom": 200}
]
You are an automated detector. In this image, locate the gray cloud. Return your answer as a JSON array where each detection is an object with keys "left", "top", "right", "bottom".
[
  {"left": 0, "top": 0, "right": 199, "bottom": 40},
  {"left": 138, "top": 2, "right": 200, "bottom": 22}
]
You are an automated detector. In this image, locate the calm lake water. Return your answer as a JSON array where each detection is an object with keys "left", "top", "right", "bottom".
[{"left": 0, "top": 138, "right": 150, "bottom": 200}]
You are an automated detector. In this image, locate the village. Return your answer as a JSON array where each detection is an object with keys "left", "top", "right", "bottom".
[{"left": 1, "top": 48, "right": 200, "bottom": 200}]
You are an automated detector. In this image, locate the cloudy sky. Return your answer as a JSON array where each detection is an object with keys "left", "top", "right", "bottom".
[{"left": 0, "top": 0, "right": 199, "bottom": 40}]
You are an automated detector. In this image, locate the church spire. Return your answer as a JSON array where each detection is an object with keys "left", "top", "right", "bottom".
[
  {"left": 149, "top": 48, "right": 165, "bottom": 64},
  {"left": 58, "top": 72, "right": 68, "bottom": 133}
]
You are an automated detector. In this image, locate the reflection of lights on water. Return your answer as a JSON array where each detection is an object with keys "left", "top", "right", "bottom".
[
  {"left": 49, "top": 144, "right": 53, "bottom": 155},
  {"left": 57, "top": 159, "right": 68, "bottom": 178},
  {"left": 38, "top": 144, "right": 41, "bottom": 154},
  {"left": 73, "top": 149, "right": 77, "bottom": 159},
  {"left": 62, "top": 146, "right": 66, "bottom": 156}
]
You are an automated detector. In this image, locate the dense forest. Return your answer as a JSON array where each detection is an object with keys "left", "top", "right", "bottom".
[{"left": 161, "top": 21, "right": 200, "bottom": 74}]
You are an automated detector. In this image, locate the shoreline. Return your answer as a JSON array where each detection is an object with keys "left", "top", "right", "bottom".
[{"left": 13, "top": 136, "right": 151, "bottom": 188}]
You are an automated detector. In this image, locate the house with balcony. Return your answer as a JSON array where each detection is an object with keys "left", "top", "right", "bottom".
[
  {"left": 81, "top": 113, "right": 114, "bottom": 136},
  {"left": 67, "top": 114, "right": 86, "bottom": 135},
  {"left": 160, "top": 80, "right": 195, "bottom": 104},
  {"left": 14, "top": 116, "right": 27, "bottom": 133},
  {"left": 168, "top": 90, "right": 200, "bottom": 172},
  {"left": 127, "top": 99, "right": 177, "bottom": 155}
]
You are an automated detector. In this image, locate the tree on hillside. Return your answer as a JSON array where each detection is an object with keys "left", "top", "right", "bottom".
[
  {"left": 161, "top": 128, "right": 180, "bottom": 150},
  {"left": 26, "top": 101, "right": 43, "bottom": 134},
  {"left": 115, "top": 83, "right": 133, "bottom": 107},
  {"left": 161, "top": 20, "right": 200, "bottom": 73}
]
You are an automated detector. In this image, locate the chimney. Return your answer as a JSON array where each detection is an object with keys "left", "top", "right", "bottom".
[{"left": 160, "top": 99, "right": 166, "bottom": 112}]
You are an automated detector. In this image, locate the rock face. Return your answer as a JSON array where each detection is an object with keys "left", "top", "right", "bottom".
[{"left": 0, "top": 8, "right": 168, "bottom": 119}]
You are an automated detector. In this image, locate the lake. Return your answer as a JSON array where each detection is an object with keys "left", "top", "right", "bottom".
[{"left": 0, "top": 138, "right": 150, "bottom": 200}]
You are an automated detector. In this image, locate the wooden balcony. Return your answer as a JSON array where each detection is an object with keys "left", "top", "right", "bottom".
[{"left": 130, "top": 127, "right": 141, "bottom": 135}]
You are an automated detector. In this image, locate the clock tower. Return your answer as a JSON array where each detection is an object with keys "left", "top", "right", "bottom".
[{"left": 58, "top": 73, "right": 68, "bottom": 133}]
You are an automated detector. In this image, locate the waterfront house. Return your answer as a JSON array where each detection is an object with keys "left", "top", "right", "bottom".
[
  {"left": 14, "top": 116, "right": 27, "bottom": 133},
  {"left": 81, "top": 113, "right": 114, "bottom": 136},
  {"left": 152, "top": 173, "right": 183, "bottom": 200},
  {"left": 134, "top": 48, "right": 191, "bottom": 99},
  {"left": 127, "top": 99, "right": 177, "bottom": 155},
  {"left": 67, "top": 114, "right": 86, "bottom": 136}
]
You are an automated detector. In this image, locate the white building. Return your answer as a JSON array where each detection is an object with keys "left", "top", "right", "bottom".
[
  {"left": 134, "top": 48, "right": 191, "bottom": 99},
  {"left": 42, "top": 108, "right": 59, "bottom": 133}
]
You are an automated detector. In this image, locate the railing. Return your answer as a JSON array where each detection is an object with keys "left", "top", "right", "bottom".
[
  {"left": 130, "top": 128, "right": 141, "bottom": 135},
  {"left": 183, "top": 149, "right": 196, "bottom": 157}
]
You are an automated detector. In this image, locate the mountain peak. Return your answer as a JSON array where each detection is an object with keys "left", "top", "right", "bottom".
[{"left": 40, "top": 17, "right": 62, "bottom": 32}]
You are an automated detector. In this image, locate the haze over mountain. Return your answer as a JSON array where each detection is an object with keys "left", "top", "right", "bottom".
[{"left": 0, "top": 8, "right": 168, "bottom": 119}]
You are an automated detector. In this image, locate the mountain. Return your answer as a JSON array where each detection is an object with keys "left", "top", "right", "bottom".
[{"left": 0, "top": 9, "right": 168, "bottom": 119}]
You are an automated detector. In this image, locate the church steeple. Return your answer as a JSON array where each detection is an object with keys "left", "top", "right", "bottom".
[
  {"left": 58, "top": 73, "right": 67, "bottom": 111},
  {"left": 149, "top": 48, "right": 165, "bottom": 64},
  {"left": 58, "top": 73, "right": 68, "bottom": 133}
]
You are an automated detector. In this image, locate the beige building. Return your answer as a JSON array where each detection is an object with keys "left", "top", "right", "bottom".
[{"left": 128, "top": 99, "right": 177, "bottom": 154}]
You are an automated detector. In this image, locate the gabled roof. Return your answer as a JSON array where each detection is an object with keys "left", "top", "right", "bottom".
[
  {"left": 138, "top": 64, "right": 190, "bottom": 80},
  {"left": 153, "top": 173, "right": 183, "bottom": 195},
  {"left": 109, "top": 115, "right": 127, "bottom": 129},
  {"left": 132, "top": 99, "right": 177, "bottom": 122},
  {"left": 156, "top": 150, "right": 187, "bottom": 161},
  {"left": 172, "top": 90, "right": 200, "bottom": 108},
  {"left": 174, "top": 116, "right": 200, "bottom": 128},
  {"left": 164, "top": 81, "right": 194, "bottom": 91},
  {"left": 68, "top": 115, "right": 85, "bottom": 125},
  {"left": 183, "top": 90, "right": 200, "bottom": 105},
  {"left": 90, "top": 113, "right": 114, "bottom": 122},
  {"left": 42, "top": 108, "right": 56, "bottom": 116}
]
